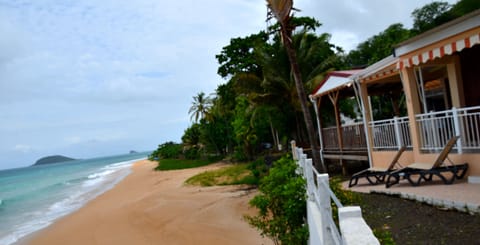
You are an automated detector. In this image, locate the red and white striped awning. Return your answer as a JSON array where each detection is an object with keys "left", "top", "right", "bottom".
[{"left": 397, "top": 32, "right": 480, "bottom": 70}]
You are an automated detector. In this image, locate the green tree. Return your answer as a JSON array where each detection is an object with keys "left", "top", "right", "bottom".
[
  {"left": 448, "top": 0, "right": 480, "bottom": 17},
  {"left": 188, "top": 92, "right": 212, "bottom": 123},
  {"left": 411, "top": 1, "right": 452, "bottom": 34},
  {"left": 232, "top": 96, "right": 257, "bottom": 160},
  {"left": 266, "top": 0, "right": 323, "bottom": 171},
  {"left": 182, "top": 123, "right": 201, "bottom": 147},
  {"left": 346, "top": 23, "right": 411, "bottom": 67},
  {"left": 216, "top": 32, "right": 269, "bottom": 79}
]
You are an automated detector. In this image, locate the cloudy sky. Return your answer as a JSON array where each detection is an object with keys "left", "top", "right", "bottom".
[{"left": 0, "top": 0, "right": 457, "bottom": 169}]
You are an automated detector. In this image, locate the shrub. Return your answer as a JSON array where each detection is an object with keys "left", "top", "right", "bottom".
[
  {"left": 149, "top": 142, "right": 182, "bottom": 160},
  {"left": 247, "top": 157, "right": 270, "bottom": 185},
  {"left": 184, "top": 146, "right": 200, "bottom": 160},
  {"left": 245, "top": 155, "right": 308, "bottom": 245},
  {"left": 233, "top": 146, "right": 248, "bottom": 162}
]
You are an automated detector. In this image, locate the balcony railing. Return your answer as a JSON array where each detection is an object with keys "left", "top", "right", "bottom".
[
  {"left": 369, "top": 116, "right": 412, "bottom": 150},
  {"left": 322, "top": 126, "right": 339, "bottom": 150},
  {"left": 324, "top": 106, "right": 480, "bottom": 153},
  {"left": 416, "top": 106, "right": 480, "bottom": 153},
  {"left": 322, "top": 123, "right": 367, "bottom": 151}
]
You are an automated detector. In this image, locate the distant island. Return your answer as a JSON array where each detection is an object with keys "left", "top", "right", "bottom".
[{"left": 33, "top": 155, "right": 76, "bottom": 166}]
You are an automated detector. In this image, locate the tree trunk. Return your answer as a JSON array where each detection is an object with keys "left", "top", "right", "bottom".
[
  {"left": 280, "top": 29, "right": 325, "bottom": 172},
  {"left": 269, "top": 119, "right": 278, "bottom": 149}
]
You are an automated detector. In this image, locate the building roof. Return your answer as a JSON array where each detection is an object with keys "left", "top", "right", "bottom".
[
  {"left": 351, "top": 55, "right": 398, "bottom": 83},
  {"left": 311, "top": 69, "right": 362, "bottom": 98}
]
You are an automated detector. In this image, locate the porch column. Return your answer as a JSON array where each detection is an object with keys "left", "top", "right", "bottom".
[
  {"left": 328, "top": 91, "right": 346, "bottom": 175},
  {"left": 447, "top": 55, "right": 465, "bottom": 108},
  {"left": 400, "top": 67, "right": 422, "bottom": 157},
  {"left": 359, "top": 82, "right": 374, "bottom": 167}
]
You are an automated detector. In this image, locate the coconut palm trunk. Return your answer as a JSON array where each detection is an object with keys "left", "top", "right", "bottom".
[{"left": 266, "top": 0, "right": 325, "bottom": 172}]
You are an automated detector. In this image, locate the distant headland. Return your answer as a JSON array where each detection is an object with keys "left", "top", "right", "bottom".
[{"left": 33, "top": 155, "right": 76, "bottom": 166}]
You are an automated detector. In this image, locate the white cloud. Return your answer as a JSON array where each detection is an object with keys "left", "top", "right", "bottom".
[
  {"left": 13, "top": 144, "right": 33, "bottom": 153},
  {"left": 296, "top": 0, "right": 458, "bottom": 51}
]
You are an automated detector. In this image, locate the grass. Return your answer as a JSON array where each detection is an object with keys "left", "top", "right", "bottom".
[
  {"left": 185, "top": 163, "right": 257, "bottom": 186},
  {"left": 154, "top": 158, "right": 218, "bottom": 171}
]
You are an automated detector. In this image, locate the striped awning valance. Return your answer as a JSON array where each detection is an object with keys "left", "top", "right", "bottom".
[{"left": 397, "top": 32, "right": 480, "bottom": 70}]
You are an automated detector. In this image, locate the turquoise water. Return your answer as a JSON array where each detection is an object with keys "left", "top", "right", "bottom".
[{"left": 0, "top": 152, "right": 150, "bottom": 245}]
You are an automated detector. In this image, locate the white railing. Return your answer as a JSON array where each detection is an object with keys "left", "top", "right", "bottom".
[
  {"left": 416, "top": 106, "right": 480, "bottom": 153},
  {"left": 369, "top": 116, "right": 412, "bottom": 150},
  {"left": 292, "top": 144, "right": 379, "bottom": 245}
]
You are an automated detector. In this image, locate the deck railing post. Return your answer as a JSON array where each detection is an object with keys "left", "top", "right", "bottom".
[
  {"left": 452, "top": 107, "right": 463, "bottom": 153},
  {"left": 394, "top": 116, "right": 402, "bottom": 149}
]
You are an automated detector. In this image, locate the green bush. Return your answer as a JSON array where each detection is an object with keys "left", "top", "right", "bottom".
[
  {"left": 247, "top": 157, "right": 269, "bottom": 185},
  {"left": 149, "top": 142, "right": 182, "bottom": 160},
  {"left": 245, "top": 155, "right": 308, "bottom": 245},
  {"left": 184, "top": 146, "right": 200, "bottom": 160},
  {"left": 233, "top": 146, "right": 248, "bottom": 162}
]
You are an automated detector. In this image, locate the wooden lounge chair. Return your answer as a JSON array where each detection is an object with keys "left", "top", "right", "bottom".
[
  {"left": 349, "top": 146, "right": 406, "bottom": 187},
  {"left": 385, "top": 136, "right": 469, "bottom": 188}
]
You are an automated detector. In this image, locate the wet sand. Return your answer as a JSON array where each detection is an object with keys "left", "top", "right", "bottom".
[{"left": 19, "top": 160, "right": 272, "bottom": 245}]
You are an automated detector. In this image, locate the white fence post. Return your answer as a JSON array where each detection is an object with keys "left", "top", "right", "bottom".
[
  {"left": 300, "top": 153, "right": 307, "bottom": 174},
  {"left": 305, "top": 159, "right": 315, "bottom": 202},
  {"left": 291, "top": 140, "right": 298, "bottom": 160},
  {"left": 317, "top": 173, "right": 332, "bottom": 245},
  {"left": 339, "top": 207, "right": 380, "bottom": 245}
]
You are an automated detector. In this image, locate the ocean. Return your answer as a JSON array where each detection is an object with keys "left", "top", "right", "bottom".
[{"left": 0, "top": 151, "right": 151, "bottom": 245}]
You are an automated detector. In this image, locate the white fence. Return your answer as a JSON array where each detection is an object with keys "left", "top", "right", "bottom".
[
  {"left": 292, "top": 145, "right": 379, "bottom": 245},
  {"left": 417, "top": 106, "right": 480, "bottom": 153},
  {"left": 369, "top": 116, "right": 411, "bottom": 150}
]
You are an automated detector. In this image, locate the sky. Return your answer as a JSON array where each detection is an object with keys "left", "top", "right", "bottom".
[{"left": 0, "top": 0, "right": 458, "bottom": 169}]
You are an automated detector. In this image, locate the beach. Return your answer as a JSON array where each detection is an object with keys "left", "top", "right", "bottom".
[{"left": 18, "top": 160, "right": 272, "bottom": 245}]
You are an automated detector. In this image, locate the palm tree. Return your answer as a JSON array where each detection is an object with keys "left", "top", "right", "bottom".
[
  {"left": 189, "top": 92, "right": 212, "bottom": 123},
  {"left": 266, "top": 0, "right": 324, "bottom": 171}
]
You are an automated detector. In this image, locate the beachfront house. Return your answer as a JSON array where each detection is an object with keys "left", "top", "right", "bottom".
[{"left": 310, "top": 9, "right": 480, "bottom": 182}]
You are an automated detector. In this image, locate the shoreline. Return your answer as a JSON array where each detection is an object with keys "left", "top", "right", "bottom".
[{"left": 17, "top": 160, "right": 271, "bottom": 245}]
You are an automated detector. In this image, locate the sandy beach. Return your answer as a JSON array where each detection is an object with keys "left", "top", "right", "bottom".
[{"left": 19, "top": 160, "right": 272, "bottom": 245}]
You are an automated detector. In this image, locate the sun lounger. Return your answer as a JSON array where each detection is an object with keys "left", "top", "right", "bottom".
[
  {"left": 349, "top": 146, "right": 406, "bottom": 187},
  {"left": 385, "top": 136, "right": 468, "bottom": 188}
]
